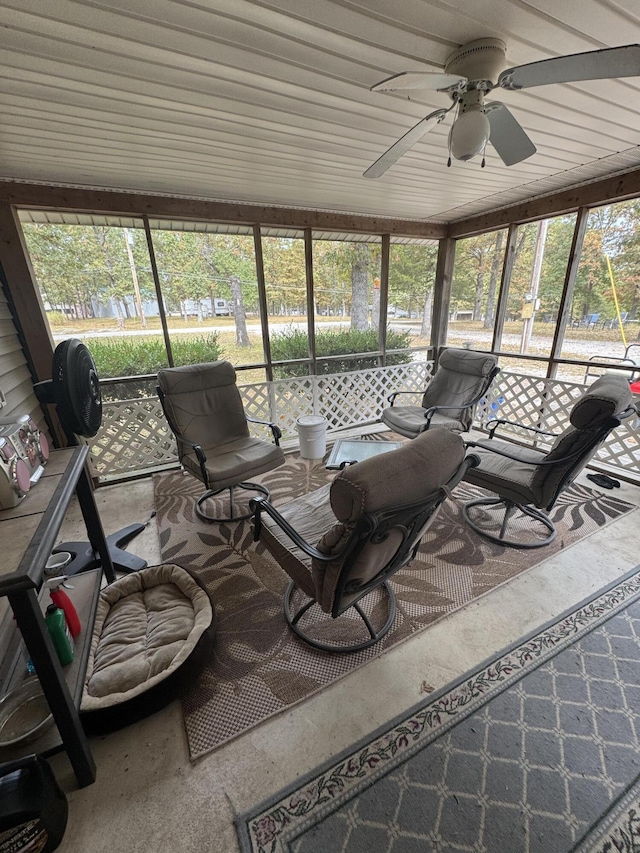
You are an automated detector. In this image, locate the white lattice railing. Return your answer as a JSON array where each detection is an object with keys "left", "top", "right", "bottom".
[
  {"left": 86, "top": 364, "right": 639, "bottom": 484},
  {"left": 87, "top": 362, "right": 433, "bottom": 481}
]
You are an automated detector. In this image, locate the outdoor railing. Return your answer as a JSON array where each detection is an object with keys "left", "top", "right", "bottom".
[{"left": 87, "top": 363, "right": 640, "bottom": 485}]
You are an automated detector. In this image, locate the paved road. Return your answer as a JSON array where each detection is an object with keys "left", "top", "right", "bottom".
[{"left": 54, "top": 320, "right": 640, "bottom": 365}]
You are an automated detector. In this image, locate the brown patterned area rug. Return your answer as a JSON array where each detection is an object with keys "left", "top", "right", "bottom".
[{"left": 153, "top": 441, "right": 635, "bottom": 762}]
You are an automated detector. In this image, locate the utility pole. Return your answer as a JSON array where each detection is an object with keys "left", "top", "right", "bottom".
[
  {"left": 520, "top": 218, "right": 548, "bottom": 354},
  {"left": 124, "top": 228, "right": 146, "bottom": 328}
]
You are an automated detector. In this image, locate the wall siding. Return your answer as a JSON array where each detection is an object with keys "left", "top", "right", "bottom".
[{"left": 0, "top": 287, "right": 46, "bottom": 428}]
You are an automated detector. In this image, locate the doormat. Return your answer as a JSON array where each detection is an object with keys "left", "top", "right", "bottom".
[{"left": 153, "top": 446, "right": 635, "bottom": 762}]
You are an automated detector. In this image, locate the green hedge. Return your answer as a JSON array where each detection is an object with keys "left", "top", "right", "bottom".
[
  {"left": 271, "top": 327, "right": 413, "bottom": 377},
  {"left": 87, "top": 333, "right": 223, "bottom": 377},
  {"left": 87, "top": 334, "right": 223, "bottom": 400}
]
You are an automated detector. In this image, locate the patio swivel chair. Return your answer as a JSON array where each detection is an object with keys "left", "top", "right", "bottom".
[
  {"left": 157, "top": 361, "right": 285, "bottom": 522},
  {"left": 462, "top": 374, "right": 635, "bottom": 549},
  {"left": 381, "top": 348, "right": 499, "bottom": 438},
  {"left": 251, "top": 429, "right": 478, "bottom": 652}
]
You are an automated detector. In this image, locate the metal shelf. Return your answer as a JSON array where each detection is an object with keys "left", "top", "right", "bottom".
[
  {"left": 0, "top": 446, "right": 115, "bottom": 787},
  {"left": 0, "top": 569, "right": 101, "bottom": 762}
]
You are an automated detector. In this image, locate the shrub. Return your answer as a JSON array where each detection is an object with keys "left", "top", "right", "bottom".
[
  {"left": 46, "top": 311, "right": 67, "bottom": 327},
  {"left": 86, "top": 333, "right": 223, "bottom": 398},
  {"left": 271, "top": 327, "right": 412, "bottom": 378}
]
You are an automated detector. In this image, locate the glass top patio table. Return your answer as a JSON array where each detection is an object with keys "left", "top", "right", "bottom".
[{"left": 325, "top": 438, "right": 404, "bottom": 470}]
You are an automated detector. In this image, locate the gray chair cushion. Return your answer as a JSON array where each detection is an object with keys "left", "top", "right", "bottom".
[
  {"left": 260, "top": 485, "right": 333, "bottom": 601},
  {"left": 158, "top": 361, "right": 250, "bottom": 452},
  {"left": 182, "top": 436, "right": 285, "bottom": 492},
  {"left": 381, "top": 406, "right": 465, "bottom": 437},
  {"left": 464, "top": 374, "right": 632, "bottom": 511},
  {"left": 421, "top": 349, "right": 498, "bottom": 430},
  {"left": 463, "top": 439, "right": 546, "bottom": 505},
  {"left": 381, "top": 349, "right": 498, "bottom": 438},
  {"left": 158, "top": 360, "right": 285, "bottom": 491}
]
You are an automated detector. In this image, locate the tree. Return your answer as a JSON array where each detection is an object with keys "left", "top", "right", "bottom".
[
  {"left": 350, "top": 244, "right": 371, "bottom": 330},
  {"left": 451, "top": 231, "right": 505, "bottom": 321},
  {"left": 201, "top": 234, "right": 257, "bottom": 344},
  {"left": 23, "top": 223, "right": 101, "bottom": 316},
  {"left": 262, "top": 237, "right": 306, "bottom": 315},
  {"left": 388, "top": 244, "right": 438, "bottom": 336},
  {"left": 151, "top": 230, "right": 212, "bottom": 318}
]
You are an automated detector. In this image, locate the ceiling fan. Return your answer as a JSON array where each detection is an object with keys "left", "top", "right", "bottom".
[{"left": 364, "top": 39, "right": 640, "bottom": 178}]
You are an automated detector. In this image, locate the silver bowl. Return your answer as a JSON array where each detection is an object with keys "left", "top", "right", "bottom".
[{"left": 0, "top": 677, "right": 54, "bottom": 747}]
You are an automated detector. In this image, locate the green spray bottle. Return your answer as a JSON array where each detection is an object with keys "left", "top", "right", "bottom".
[{"left": 44, "top": 604, "right": 74, "bottom": 666}]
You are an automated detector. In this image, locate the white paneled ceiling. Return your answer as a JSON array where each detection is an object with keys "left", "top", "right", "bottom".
[{"left": 1, "top": 0, "right": 640, "bottom": 222}]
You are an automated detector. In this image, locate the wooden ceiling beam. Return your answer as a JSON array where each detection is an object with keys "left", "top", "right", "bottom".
[
  {"left": 0, "top": 181, "right": 445, "bottom": 240},
  {"left": 447, "top": 166, "right": 640, "bottom": 238}
]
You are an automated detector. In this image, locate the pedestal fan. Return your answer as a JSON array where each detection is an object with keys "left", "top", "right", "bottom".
[{"left": 34, "top": 339, "right": 147, "bottom": 575}]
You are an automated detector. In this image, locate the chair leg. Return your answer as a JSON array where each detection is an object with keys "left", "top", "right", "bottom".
[
  {"left": 283, "top": 580, "right": 397, "bottom": 653},
  {"left": 463, "top": 496, "right": 556, "bottom": 549},
  {"left": 196, "top": 482, "right": 271, "bottom": 523}
]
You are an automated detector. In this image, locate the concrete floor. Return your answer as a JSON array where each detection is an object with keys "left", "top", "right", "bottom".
[{"left": 51, "top": 468, "right": 640, "bottom": 853}]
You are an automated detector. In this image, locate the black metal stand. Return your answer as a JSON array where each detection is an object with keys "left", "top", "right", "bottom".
[
  {"left": 283, "top": 580, "right": 397, "bottom": 653},
  {"left": 53, "top": 523, "right": 147, "bottom": 576},
  {"left": 196, "top": 482, "right": 270, "bottom": 523},
  {"left": 8, "top": 589, "right": 96, "bottom": 788},
  {"left": 0, "top": 447, "right": 114, "bottom": 788},
  {"left": 463, "top": 496, "right": 556, "bottom": 549}
]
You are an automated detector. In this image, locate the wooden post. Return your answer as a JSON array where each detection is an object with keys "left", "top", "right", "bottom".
[
  {"left": 379, "top": 236, "right": 390, "bottom": 365},
  {"left": 304, "top": 228, "right": 317, "bottom": 375}
]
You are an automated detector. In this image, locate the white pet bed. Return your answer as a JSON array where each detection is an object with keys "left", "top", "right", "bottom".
[{"left": 80, "top": 563, "right": 216, "bottom": 733}]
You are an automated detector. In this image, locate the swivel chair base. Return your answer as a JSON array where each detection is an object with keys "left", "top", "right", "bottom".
[
  {"left": 283, "top": 580, "right": 397, "bottom": 653},
  {"left": 463, "top": 496, "right": 556, "bottom": 549},
  {"left": 196, "top": 482, "right": 271, "bottom": 523}
]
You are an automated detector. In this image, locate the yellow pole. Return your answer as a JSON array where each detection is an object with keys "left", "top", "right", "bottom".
[{"left": 605, "top": 254, "right": 627, "bottom": 348}]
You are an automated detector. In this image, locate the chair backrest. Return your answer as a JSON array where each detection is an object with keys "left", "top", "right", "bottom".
[
  {"left": 310, "top": 429, "right": 473, "bottom": 616},
  {"left": 157, "top": 361, "right": 249, "bottom": 456},
  {"left": 421, "top": 348, "right": 499, "bottom": 430},
  {"left": 531, "top": 374, "right": 633, "bottom": 509}
]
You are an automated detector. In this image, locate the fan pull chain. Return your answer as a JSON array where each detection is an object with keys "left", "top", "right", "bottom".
[{"left": 447, "top": 156, "right": 452, "bottom": 167}]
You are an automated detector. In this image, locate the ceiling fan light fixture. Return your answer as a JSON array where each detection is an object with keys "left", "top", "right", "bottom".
[{"left": 448, "top": 108, "right": 491, "bottom": 161}]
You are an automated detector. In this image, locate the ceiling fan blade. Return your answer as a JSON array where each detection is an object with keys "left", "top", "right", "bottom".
[
  {"left": 371, "top": 71, "right": 466, "bottom": 92},
  {"left": 363, "top": 109, "right": 449, "bottom": 179},
  {"left": 498, "top": 43, "right": 640, "bottom": 90},
  {"left": 486, "top": 102, "right": 536, "bottom": 166}
]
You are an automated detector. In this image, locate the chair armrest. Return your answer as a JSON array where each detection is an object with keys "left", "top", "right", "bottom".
[
  {"left": 387, "top": 390, "right": 419, "bottom": 407},
  {"left": 250, "top": 496, "right": 341, "bottom": 562},
  {"left": 246, "top": 414, "right": 283, "bottom": 445},
  {"left": 465, "top": 440, "right": 585, "bottom": 467},
  {"left": 175, "top": 435, "right": 208, "bottom": 483},
  {"left": 487, "top": 418, "right": 559, "bottom": 440}
]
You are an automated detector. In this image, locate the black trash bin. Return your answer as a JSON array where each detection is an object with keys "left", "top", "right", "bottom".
[{"left": 0, "top": 755, "right": 68, "bottom": 852}]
